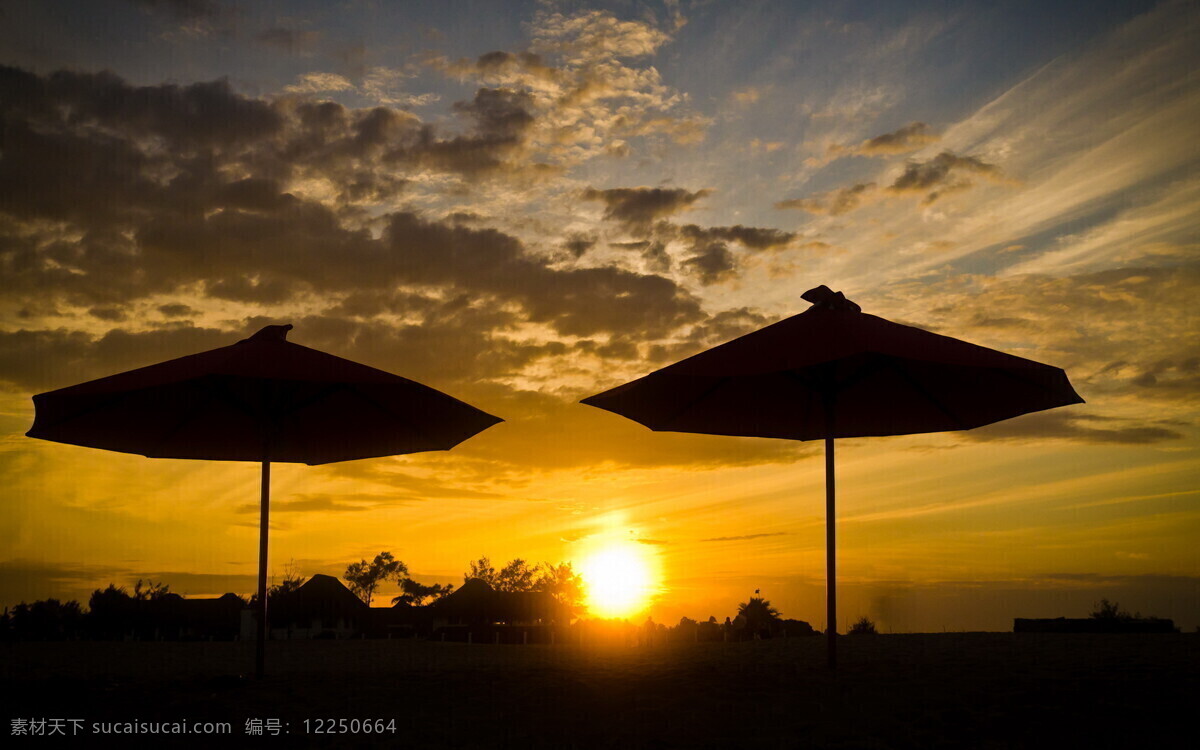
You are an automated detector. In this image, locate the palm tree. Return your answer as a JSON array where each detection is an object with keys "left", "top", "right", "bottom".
[{"left": 737, "top": 596, "right": 782, "bottom": 634}]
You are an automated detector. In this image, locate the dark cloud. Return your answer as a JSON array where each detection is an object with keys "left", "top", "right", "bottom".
[
  {"left": 966, "top": 410, "right": 1184, "bottom": 445},
  {"left": 125, "top": 0, "right": 223, "bottom": 23},
  {"left": 0, "top": 324, "right": 237, "bottom": 391},
  {"left": 255, "top": 27, "right": 321, "bottom": 55},
  {"left": 0, "top": 558, "right": 128, "bottom": 609},
  {"left": 881, "top": 265, "right": 1200, "bottom": 406},
  {"left": 562, "top": 232, "right": 597, "bottom": 258},
  {"left": 157, "top": 303, "right": 199, "bottom": 318},
  {"left": 472, "top": 50, "right": 557, "bottom": 82},
  {"left": 856, "top": 122, "right": 938, "bottom": 156},
  {"left": 581, "top": 186, "right": 712, "bottom": 232},
  {"left": 699, "top": 532, "right": 788, "bottom": 542},
  {"left": 462, "top": 390, "right": 814, "bottom": 471},
  {"left": 776, "top": 183, "right": 875, "bottom": 215},
  {"left": 88, "top": 306, "right": 127, "bottom": 322},
  {"left": 678, "top": 224, "right": 795, "bottom": 251},
  {"left": 681, "top": 241, "right": 736, "bottom": 285},
  {"left": 640, "top": 307, "right": 781, "bottom": 367},
  {"left": 887, "top": 151, "right": 1004, "bottom": 205},
  {"left": 610, "top": 240, "right": 671, "bottom": 272},
  {"left": 668, "top": 223, "right": 796, "bottom": 285},
  {"left": 0, "top": 66, "right": 706, "bottom": 378},
  {"left": 235, "top": 494, "right": 375, "bottom": 514}
]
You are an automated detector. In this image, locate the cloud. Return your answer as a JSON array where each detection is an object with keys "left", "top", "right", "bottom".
[
  {"left": 581, "top": 186, "right": 711, "bottom": 231},
  {"left": 887, "top": 150, "right": 1006, "bottom": 205},
  {"left": 730, "top": 86, "right": 764, "bottom": 106},
  {"left": 678, "top": 224, "right": 795, "bottom": 251},
  {"left": 872, "top": 265, "right": 1200, "bottom": 414},
  {"left": 828, "top": 121, "right": 939, "bottom": 158},
  {"left": 157, "top": 303, "right": 198, "bottom": 318},
  {"left": 776, "top": 183, "right": 876, "bottom": 215},
  {"left": 255, "top": 27, "right": 321, "bottom": 55},
  {"left": 532, "top": 9, "right": 671, "bottom": 63},
  {"left": 234, "top": 493, "right": 380, "bottom": 514},
  {"left": 284, "top": 67, "right": 437, "bottom": 107},
  {"left": 782, "top": 151, "right": 1005, "bottom": 216},
  {"left": 699, "top": 532, "right": 789, "bottom": 542},
  {"left": 284, "top": 71, "right": 355, "bottom": 94},
  {"left": 0, "top": 558, "right": 127, "bottom": 607},
  {"left": 966, "top": 410, "right": 1183, "bottom": 445},
  {"left": 0, "top": 65, "right": 709, "bottom": 381},
  {"left": 124, "top": 0, "right": 235, "bottom": 37},
  {"left": 425, "top": 9, "right": 708, "bottom": 161},
  {"left": 681, "top": 242, "right": 736, "bottom": 286}
]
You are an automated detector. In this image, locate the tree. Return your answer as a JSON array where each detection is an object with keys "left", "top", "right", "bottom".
[
  {"left": 132, "top": 579, "right": 172, "bottom": 601},
  {"left": 88, "top": 584, "right": 134, "bottom": 639},
  {"left": 496, "top": 558, "right": 539, "bottom": 593},
  {"left": 7, "top": 599, "right": 84, "bottom": 641},
  {"left": 392, "top": 579, "right": 455, "bottom": 607},
  {"left": 464, "top": 556, "right": 539, "bottom": 592},
  {"left": 535, "top": 562, "right": 585, "bottom": 613},
  {"left": 849, "top": 616, "right": 877, "bottom": 635},
  {"left": 465, "top": 556, "right": 498, "bottom": 587},
  {"left": 251, "top": 562, "right": 307, "bottom": 607},
  {"left": 737, "top": 596, "right": 782, "bottom": 633},
  {"left": 344, "top": 551, "right": 408, "bottom": 606},
  {"left": 1091, "top": 598, "right": 1134, "bottom": 620}
]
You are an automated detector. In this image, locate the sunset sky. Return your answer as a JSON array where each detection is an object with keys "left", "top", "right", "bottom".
[{"left": 1, "top": 0, "right": 1196, "bottom": 632}]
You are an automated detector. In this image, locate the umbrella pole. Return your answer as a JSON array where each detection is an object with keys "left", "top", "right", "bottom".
[
  {"left": 825, "top": 435, "right": 837, "bottom": 669},
  {"left": 255, "top": 458, "right": 270, "bottom": 679}
]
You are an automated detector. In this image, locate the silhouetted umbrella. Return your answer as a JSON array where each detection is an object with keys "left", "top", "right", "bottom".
[
  {"left": 27, "top": 324, "right": 501, "bottom": 676},
  {"left": 582, "top": 286, "right": 1083, "bottom": 667}
]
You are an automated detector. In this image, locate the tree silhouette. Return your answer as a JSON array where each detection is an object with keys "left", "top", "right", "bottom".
[
  {"left": 344, "top": 551, "right": 408, "bottom": 605},
  {"left": 250, "top": 562, "right": 307, "bottom": 608},
  {"left": 849, "top": 616, "right": 877, "bottom": 635},
  {"left": 464, "top": 556, "right": 537, "bottom": 592},
  {"left": 463, "top": 557, "right": 585, "bottom": 612},
  {"left": 496, "top": 558, "right": 538, "bottom": 592},
  {"left": 88, "top": 584, "right": 134, "bottom": 639},
  {"left": 737, "top": 596, "right": 782, "bottom": 633},
  {"left": 536, "top": 562, "right": 585, "bottom": 613},
  {"left": 7, "top": 599, "right": 84, "bottom": 641},
  {"left": 1091, "top": 598, "right": 1135, "bottom": 620},
  {"left": 132, "top": 579, "right": 172, "bottom": 601},
  {"left": 392, "top": 579, "right": 455, "bottom": 607},
  {"left": 465, "top": 556, "right": 498, "bottom": 586}
]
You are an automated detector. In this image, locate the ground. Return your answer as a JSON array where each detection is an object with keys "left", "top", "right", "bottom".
[{"left": 3, "top": 633, "right": 1196, "bottom": 748}]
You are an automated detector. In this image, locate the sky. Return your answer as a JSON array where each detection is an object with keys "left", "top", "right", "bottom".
[{"left": 0, "top": 0, "right": 1196, "bottom": 632}]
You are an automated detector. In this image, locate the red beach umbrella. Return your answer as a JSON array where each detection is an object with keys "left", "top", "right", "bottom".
[
  {"left": 581, "top": 286, "right": 1083, "bottom": 667},
  {"left": 27, "top": 323, "right": 502, "bottom": 676}
]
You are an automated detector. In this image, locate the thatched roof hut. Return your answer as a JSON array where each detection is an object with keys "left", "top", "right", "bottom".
[{"left": 429, "top": 578, "right": 568, "bottom": 625}]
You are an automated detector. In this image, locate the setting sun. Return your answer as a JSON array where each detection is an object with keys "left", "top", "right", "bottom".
[{"left": 579, "top": 544, "right": 656, "bottom": 619}]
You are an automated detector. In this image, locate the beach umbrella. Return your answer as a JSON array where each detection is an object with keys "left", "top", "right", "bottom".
[
  {"left": 26, "top": 323, "right": 502, "bottom": 676},
  {"left": 581, "top": 286, "right": 1083, "bottom": 667}
]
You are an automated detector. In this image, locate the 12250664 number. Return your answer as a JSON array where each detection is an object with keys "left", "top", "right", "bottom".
[{"left": 304, "top": 719, "right": 397, "bottom": 734}]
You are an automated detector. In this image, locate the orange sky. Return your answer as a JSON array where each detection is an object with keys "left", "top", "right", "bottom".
[{"left": 1, "top": 0, "right": 1196, "bottom": 631}]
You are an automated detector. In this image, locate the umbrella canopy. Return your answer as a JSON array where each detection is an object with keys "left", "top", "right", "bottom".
[
  {"left": 582, "top": 286, "right": 1083, "bottom": 666},
  {"left": 581, "top": 287, "right": 1081, "bottom": 440},
  {"left": 28, "top": 324, "right": 501, "bottom": 463},
  {"left": 27, "top": 323, "right": 502, "bottom": 676}
]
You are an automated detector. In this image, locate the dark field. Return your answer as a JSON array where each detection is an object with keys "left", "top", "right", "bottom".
[{"left": 3, "top": 633, "right": 1196, "bottom": 748}]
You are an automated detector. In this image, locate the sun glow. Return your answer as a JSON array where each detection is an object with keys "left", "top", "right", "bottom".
[{"left": 579, "top": 543, "right": 656, "bottom": 618}]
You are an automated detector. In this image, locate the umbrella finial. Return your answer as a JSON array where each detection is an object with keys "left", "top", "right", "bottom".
[
  {"left": 245, "top": 324, "right": 294, "bottom": 342},
  {"left": 802, "top": 285, "right": 861, "bottom": 312}
]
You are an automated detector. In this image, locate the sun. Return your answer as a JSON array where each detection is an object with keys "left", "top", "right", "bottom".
[{"left": 579, "top": 543, "right": 656, "bottom": 619}]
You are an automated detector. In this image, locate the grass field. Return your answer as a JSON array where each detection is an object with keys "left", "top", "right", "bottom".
[{"left": 3, "top": 633, "right": 1196, "bottom": 748}]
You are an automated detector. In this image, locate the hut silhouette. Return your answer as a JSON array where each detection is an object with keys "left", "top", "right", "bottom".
[
  {"left": 426, "top": 578, "right": 568, "bottom": 643},
  {"left": 247, "top": 574, "right": 368, "bottom": 640}
]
